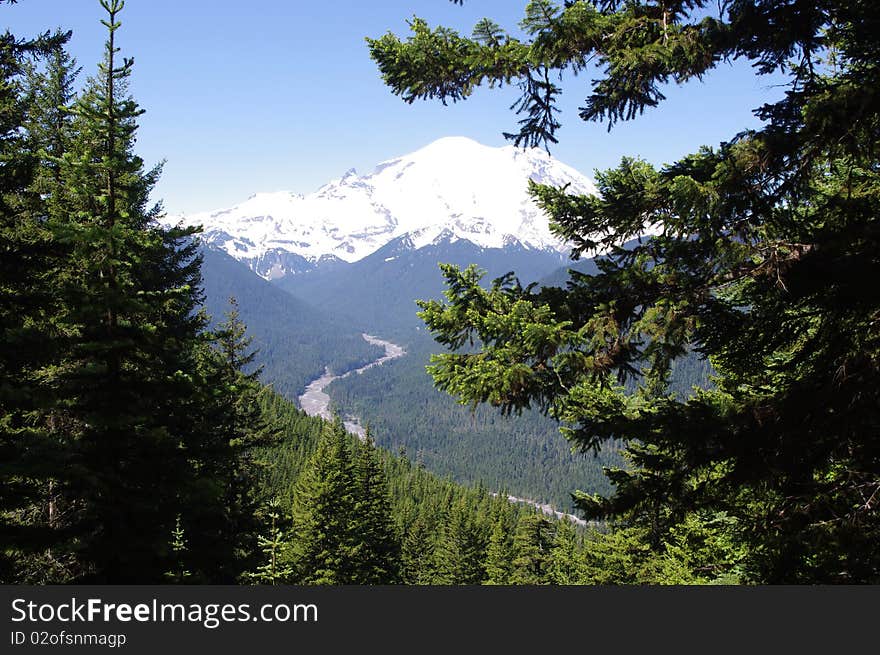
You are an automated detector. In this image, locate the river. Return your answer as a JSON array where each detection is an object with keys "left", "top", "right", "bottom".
[
  {"left": 298, "top": 333, "right": 587, "bottom": 526},
  {"left": 297, "top": 333, "right": 406, "bottom": 439}
]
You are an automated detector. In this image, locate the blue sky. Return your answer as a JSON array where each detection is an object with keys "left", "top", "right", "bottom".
[{"left": 5, "top": 0, "right": 786, "bottom": 215}]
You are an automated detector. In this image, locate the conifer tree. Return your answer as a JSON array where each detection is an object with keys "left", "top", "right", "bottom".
[
  {"left": 191, "top": 297, "right": 278, "bottom": 580},
  {"left": 401, "top": 510, "right": 438, "bottom": 585},
  {"left": 510, "top": 513, "right": 554, "bottom": 585},
  {"left": 547, "top": 520, "right": 586, "bottom": 585},
  {"left": 371, "top": 0, "right": 880, "bottom": 583},
  {"left": 43, "top": 0, "right": 209, "bottom": 582},
  {"left": 351, "top": 431, "right": 401, "bottom": 583},
  {"left": 23, "top": 45, "right": 79, "bottom": 207},
  {"left": 0, "top": 13, "right": 72, "bottom": 582},
  {"left": 288, "top": 418, "right": 357, "bottom": 584},
  {"left": 434, "top": 498, "right": 486, "bottom": 584},
  {"left": 244, "top": 500, "right": 294, "bottom": 585},
  {"left": 484, "top": 518, "right": 513, "bottom": 585}
]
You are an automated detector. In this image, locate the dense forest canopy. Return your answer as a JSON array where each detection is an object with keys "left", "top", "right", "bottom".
[{"left": 369, "top": 0, "right": 880, "bottom": 583}]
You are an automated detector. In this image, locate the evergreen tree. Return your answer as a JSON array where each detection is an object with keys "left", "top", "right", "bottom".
[
  {"left": 484, "top": 518, "right": 513, "bottom": 585},
  {"left": 0, "top": 12, "right": 72, "bottom": 582},
  {"left": 287, "top": 418, "right": 357, "bottom": 584},
  {"left": 547, "top": 520, "right": 586, "bottom": 585},
  {"left": 351, "top": 431, "right": 401, "bottom": 584},
  {"left": 43, "top": 0, "right": 209, "bottom": 582},
  {"left": 434, "top": 498, "right": 485, "bottom": 584},
  {"left": 244, "top": 500, "right": 294, "bottom": 585},
  {"left": 581, "top": 527, "right": 655, "bottom": 585},
  {"left": 23, "top": 44, "right": 79, "bottom": 207},
  {"left": 510, "top": 513, "right": 553, "bottom": 585},
  {"left": 191, "top": 297, "right": 279, "bottom": 581},
  {"left": 371, "top": 0, "right": 880, "bottom": 583},
  {"left": 400, "top": 510, "right": 437, "bottom": 585}
]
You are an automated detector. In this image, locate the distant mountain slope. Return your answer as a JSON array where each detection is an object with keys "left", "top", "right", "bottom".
[
  {"left": 200, "top": 248, "right": 381, "bottom": 397},
  {"left": 164, "top": 137, "right": 597, "bottom": 279},
  {"left": 278, "top": 233, "right": 566, "bottom": 339}
]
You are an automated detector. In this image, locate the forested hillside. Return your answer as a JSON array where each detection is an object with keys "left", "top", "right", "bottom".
[
  {"left": 200, "top": 248, "right": 382, "bottom": 397},
  {"left": 254, "top": 388, "right": 741, "bottom": 585}
]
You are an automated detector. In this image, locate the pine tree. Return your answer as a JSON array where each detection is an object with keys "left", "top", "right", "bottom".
[
  {"left": 434, "top": 498, "right": 486, "bottom": 585},
  {"left": 350, "top": 431, "right": 401, "bottom": 584},
  {"left": 0, "top": 13, "right": 72, "bottom": 582},
  {"left": 510, "top": 513, "right": 553, "bottom": 585},
  {"left": 244, "top": 500, "right": 294, "bottom": 585},
  {"left": 372, "top": 0, "right": 880, "bottom": 583},
  {"left": 400, "top": 510, "right": 438, "bottom": 585},
  {"left": 191, "top": 297, "right": 279, "bottom": 581},
  {"left": 42, "top": 0, "right": 210, "bottom": 582},
  {"left": 23, "top": 44, "right": 79, "bottom": 207},
  {"left": 547, "top": 519, "right": 586, "bottom": 585},
  {"left": 288, "top": 418, "right": 357, "bottom": 584},
  {"left": 484, "top": 518, "right": 513, "bottom": 585}
]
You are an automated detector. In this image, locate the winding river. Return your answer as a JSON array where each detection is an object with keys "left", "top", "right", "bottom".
[
  {"left": 297, "top": 333, "right": 406, "bottom": 439},
  {"left": 298, "top": 333, "right": 587, "bottom": 526}
]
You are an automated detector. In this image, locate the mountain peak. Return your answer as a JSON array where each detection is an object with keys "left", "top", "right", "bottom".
[
  {"left": 165, "top": 137, "right": 598, "bottom": 279},
  {"left": 412, "top": 135, "right": 486, "bottom": 154}
]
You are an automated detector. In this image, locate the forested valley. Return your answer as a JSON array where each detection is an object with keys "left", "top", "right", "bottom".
[{"left": 2, "top": 0, "right": 877, "bottom": 585}]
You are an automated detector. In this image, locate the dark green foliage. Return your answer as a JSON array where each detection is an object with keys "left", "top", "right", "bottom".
[
  {"left": 287, "top": 418, "right": 359, "bottom": 584},
  {"left": 484, "top": 517, "right": 513, "bottom": 584},
  {"left": 3, "top": 1, "right": 266, "bottom": 584},
  {"left": 254, "top": 388, "right": 582, "bottom": 586},
  {"left": 433, "top": 497, "right": 487, "bottom": 584},
  {"left": 400, "top": 510, "right": 438, "bottom": 585},
  {"left": 0, "top": 18, "right": 73, "bottom": 583},
  {"left": 371, "top": 0, "right": 880, "bottom": 582},
  {"left": 185, "top": 298, "right": 281, "bottom": 582},
  {"left": 40, "top": 0, "right": 215, "bottom": 582},
  {"left": 510, "top": 513, "right": 554, "bottom": 584},
  {"left": 547, "top": 519, "right": 587, "bottom": 584},
  {"left": 351, "top": 432, "right": 401, "bottom": 584}
]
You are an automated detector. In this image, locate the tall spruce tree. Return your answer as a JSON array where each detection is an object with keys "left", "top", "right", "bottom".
[
  {"left": 434, "top": 497, "right": 486, "bottom": 584},
  {"left": 510, "top": 513, "right": 554, "bottom": 585},
  {"left": 43, "top": 0, "right": 210, "bottom": 582},
  {"left": 24, "top": 45, "right": 79, "bottom": 208},
  {"left": 547, "top": 519, "right": 586, "bottom": 585},
  {"left": 288, "top": 418, "right": 357, "bottom": 584},
  {"left": 370, "top": 0, "right": 880, "bottom": 583},
  {"left": 400, "top": 509, "right": 438, "bottom": 584},
  {"left": 484, "top": 518, "right": 513, "bottom": 585},
  {"left": 351, "top": 432, "right": 401, "bottom": 584},
  {"left": 191, "top": 297, "right": 279, "bottom": 581},
  {"left": 0, "top": 14, "right": 72, "bottom": 583}
]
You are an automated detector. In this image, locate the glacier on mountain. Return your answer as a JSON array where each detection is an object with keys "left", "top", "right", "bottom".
[{"left": 162, "top": 136, "right": 599, "bottom": 279}]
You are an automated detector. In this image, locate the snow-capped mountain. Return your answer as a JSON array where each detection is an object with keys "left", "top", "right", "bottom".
[{"left": 165, "top": 136, "right": 598, "bottom": 279}]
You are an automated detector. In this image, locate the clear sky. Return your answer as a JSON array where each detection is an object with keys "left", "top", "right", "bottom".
[{"left": 5, "top": 0, "right": 786, "bottom": 215}]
